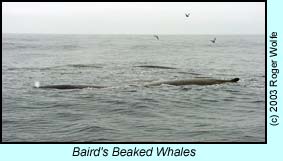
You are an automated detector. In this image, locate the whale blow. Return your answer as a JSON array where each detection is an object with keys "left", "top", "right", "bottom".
[{"left": 34, "top": 81, "right": 40, "bottom": 88}]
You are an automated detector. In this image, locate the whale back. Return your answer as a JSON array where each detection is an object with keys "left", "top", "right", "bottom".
[
  {"left": 38, "top": 85, "right": 107, "bottom": 89},
  {"left": 146, "top": 78, "right": 240, "bottom": 86}
]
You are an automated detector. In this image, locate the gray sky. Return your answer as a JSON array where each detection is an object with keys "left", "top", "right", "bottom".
[{"left": 2, "top": 2, "right": 265, "bottom": 35}]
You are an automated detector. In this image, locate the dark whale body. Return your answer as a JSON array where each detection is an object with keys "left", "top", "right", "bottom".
[
  {"left": 145, "top": 78, "right": 240, "bottom": 86},
  {"left": 35, "top": 78, "right": 239, "bottom": 90},
  {"left": 37, "top": 85, "right": 107, "bottom": 90}
]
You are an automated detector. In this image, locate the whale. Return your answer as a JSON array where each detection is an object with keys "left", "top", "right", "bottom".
[
  {"left": 36, "top": 85, "right": 107, "bottom": 90},
  {"left": 34, "top": 82, "right": 107, "bottom": 90},
  {"left": 145, "top": 78, "right": 239, "bottom": 86},
  {"left": 34, "top": 78, "right": 239, "bottom": 90}
]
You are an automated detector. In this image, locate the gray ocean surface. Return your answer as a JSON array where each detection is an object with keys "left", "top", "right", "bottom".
[{"left": 2, "top": 34, "right": 265, "bottom": 142}]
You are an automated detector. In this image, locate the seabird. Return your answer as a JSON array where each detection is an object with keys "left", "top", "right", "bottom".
[
  {"left": 153, "top": 35, "right": 159, "bottom": 40},
  {"left": 210, "top": 37, "right": 216, "bottom": 43}
]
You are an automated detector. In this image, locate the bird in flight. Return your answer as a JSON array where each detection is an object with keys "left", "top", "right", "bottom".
[
  {"left": 210, "top": 37, "right": 216, "bottom": 43},
  {"left": 153, "top": 35, "right": 159, "bottom": 40},
  {"left": 185, "top": 13, "right": 190, "bottom": 17}
]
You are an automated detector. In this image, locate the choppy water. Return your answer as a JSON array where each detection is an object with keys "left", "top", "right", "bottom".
[{"left": 2, "top": 34, "right": 265, "bottom": 142}]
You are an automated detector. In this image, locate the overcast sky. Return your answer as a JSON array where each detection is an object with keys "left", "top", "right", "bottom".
[{"left": 2, "top": 2, "right": 265, "bottom": 35}]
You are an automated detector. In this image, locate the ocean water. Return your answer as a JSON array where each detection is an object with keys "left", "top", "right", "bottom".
[{"left": 2, "top": 34, "right": 265, "bottom": 142}]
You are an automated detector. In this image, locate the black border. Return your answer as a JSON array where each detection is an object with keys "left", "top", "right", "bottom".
[{"left": 1, "top": 1, "right": 267, "bottom": 144}]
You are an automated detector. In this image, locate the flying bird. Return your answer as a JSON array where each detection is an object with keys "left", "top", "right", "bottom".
[
  {"left": 153, "top": 35, "right": 159, "bottom": 40},
  {"left": 210, "top": 37, "right": 216, "bottom": 43},
  {"left": 185, "top": 13, "right": 190, "bottom": 17}
]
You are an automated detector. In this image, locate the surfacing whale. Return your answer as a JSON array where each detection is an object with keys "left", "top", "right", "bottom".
[
  {"left": 36, "top": 85, "right": 107, "bottom": 89},
  {"left": 34, "top": 82, "right": 107, "bottom": 90},
  {"left": 145, "top": 78, "right": 240, "bottom": 86},
  {"left": 34, "top": 78, "right": 239, "bottom": 90}
]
